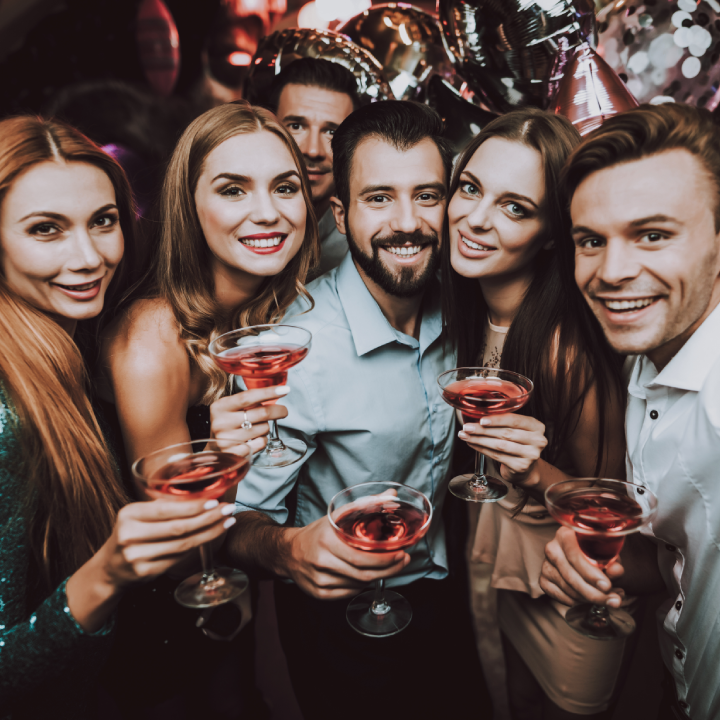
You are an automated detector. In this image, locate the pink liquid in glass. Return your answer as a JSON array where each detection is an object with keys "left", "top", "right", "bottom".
[
  {"left": 441, "top": 377, "right": 530, "bottom": 422},
  {"left": 334, "top": 498, "right": 430, "bottom": 553},
  {"left": 553, "top": 489, "right": 644, "bottom": 568}
]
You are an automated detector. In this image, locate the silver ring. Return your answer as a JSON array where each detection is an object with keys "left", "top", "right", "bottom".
[{"left": 241, "top": 411, "right": 252, "bottom": 431}]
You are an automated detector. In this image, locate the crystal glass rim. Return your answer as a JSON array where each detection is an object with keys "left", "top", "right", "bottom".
[
  {"left": 544, "top": 478, "right": 658, "bottom": 536},
  {"left": 208, "top": 324, "right": 313, "bottom": 358},
  {"left": 131, "top": 438, "right": 250, "bottom": 484},
  {"left": 436, "top": 366, "right": 534, "bottom": 397},
  {"left": 327, "top": 481, "right": 434, "bottom": 536}
]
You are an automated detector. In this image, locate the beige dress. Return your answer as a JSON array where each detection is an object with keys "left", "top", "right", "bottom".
[{"left": 469, "top": 319, "right": 626, "bottom": 715}]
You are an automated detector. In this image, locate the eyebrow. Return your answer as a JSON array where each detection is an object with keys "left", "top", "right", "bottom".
[
  {"left": 571, "top": 214, "right": 680, "bottom": 235},
  {"left": 211, "top": 170, "right": 301, "bottom": 184},
  {"left": 358, "top": 181, "right": 447, "bottom": 196},
  {"left": 282, "top": 115, "right": 340, "bottom": 129},
  {"left": 19, "top": 203, "right": 118, "bottom": 223},
  {"left": 460, "top": 170, "right": 538, "bottom": 208}
]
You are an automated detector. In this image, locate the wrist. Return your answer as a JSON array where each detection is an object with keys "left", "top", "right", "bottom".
[
  {"left": 272, "top": 526, "right": 300, "bottom": 579},
  {"left": 516, "top": 463, "right": 541, "bottom": 488}
]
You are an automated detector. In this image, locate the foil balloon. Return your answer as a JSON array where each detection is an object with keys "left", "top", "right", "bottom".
[
  {"left": 554, "top": 43, "right": 638, "bottom": 135},
  {"left": 596, "top": 0, "right": 720, "bottom": 109},
  {"left": 337, "top": 4, "right": 455, "bottom": 102},
  {"left": 244, "top": 28, "right": 394, "bottom": 106},
  {"left": 136, "top": 0, "right": 180, "bottom": 96},
  {"left": 427, "top": 74, "right": 498, "bottom": 152},
  {"left": 437, "top": 0, "right": 595, "bottom": 113}
]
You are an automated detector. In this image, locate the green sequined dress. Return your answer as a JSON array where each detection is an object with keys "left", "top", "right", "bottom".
[{"left": 0, "top": 385, "right": 114, "bottom": 719}]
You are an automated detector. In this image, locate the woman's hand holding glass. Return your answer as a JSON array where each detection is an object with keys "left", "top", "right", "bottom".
[
  {"left": 458, "top": 413, "right": 548, "bottom": 486},
  {"left": 210, "top": 385, "right": 290, "bottom": 456}
]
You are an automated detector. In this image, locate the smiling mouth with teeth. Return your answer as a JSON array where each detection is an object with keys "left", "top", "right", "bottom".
[
  {"left": 55, "top": 280, "right": 101, "bottom": 291},
  {"left": 461, "top": 236, "right": 495, "bottom": 252},
  {"left": 601, "top": 298, "right": 656, "bottom": 312},
  {"left": 384, "top": 245, "right": 423, "bottom": 257},
  {"left": 240, "top": 236, "right": 285, "bottom": 248}
]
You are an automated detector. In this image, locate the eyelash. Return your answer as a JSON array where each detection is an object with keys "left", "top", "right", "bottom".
[{"left": 28, "top": 214, "right": 117, "bottom": 236}]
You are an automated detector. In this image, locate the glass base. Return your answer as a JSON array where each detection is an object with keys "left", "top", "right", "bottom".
[
  {"left": 448, "top": 473, "right": 508, "bottom": 503},
  {"left": 174, "top": 567, "right": 249, "bottom": 609},
  {"left": 252, "top": 437, "right": 307, "bottom": 469},
  {"left": 346, "top": 589, "right": 411, "bottom": 637},
  {"left": 565, "top": 603, "right": 636, "bottom": 640}
]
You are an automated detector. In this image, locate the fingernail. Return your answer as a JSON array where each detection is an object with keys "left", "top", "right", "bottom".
[
  {"left": 275, "top": 386, "right": 291, "bottom": 396},
  {"left": 462, "top": 424, "right": 473, "bottom": 432},
  {"left": 223, "top": 517, "right": 237, "bottom": 529},
  {"left": 598, "top": 579, "right": 611, "bottom": 591},
  {"left": 204, "top": 500, "right": 219, "bottom": 510},
  {"left": 607, "top": 596, "right": 621, "bottom": 608},
  {"left": 221, "top": 504, "right": 235, "bottom": 516},
  {"left": 458, "top": 431, "right": 468, "bottom": 440},
  {"left": 480, "top": 418, "right": 491, "bottom": 426}
]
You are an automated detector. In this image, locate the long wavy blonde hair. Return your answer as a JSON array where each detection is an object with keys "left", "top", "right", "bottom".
[
  {"left": 147, "top": 101, "right": 319, "bottom": 403},
  {"left": 0, "top": 117, "right": 132, "bottom": 593}
]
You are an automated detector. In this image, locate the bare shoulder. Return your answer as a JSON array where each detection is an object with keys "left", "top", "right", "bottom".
[{"left": 102, "top": 298, "right": 188, "bottom": 381}]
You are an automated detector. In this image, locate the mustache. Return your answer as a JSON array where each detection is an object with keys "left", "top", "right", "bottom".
[
  {"left": 303, "top": 161, "right": 332, "bottom": 174},
  {"left": 587, "top": 281, "right": 665, "bottom": 298},
  {"left": 372, "top": 230, "right": 440, "bottom": 251}
]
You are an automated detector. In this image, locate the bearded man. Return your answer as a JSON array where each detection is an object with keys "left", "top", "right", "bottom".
[{"left": 224, "top": 101, "right": 490, "bottom": 720}]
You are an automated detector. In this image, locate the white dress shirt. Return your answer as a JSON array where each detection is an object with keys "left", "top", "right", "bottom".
[{"left": 625, "top": 302, "right": 720, "bottom": 719}]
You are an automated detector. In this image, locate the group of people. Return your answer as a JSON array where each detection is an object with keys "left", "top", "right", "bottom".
[{"left": 1, "top": 56, "right": 719, "bottom": 720}]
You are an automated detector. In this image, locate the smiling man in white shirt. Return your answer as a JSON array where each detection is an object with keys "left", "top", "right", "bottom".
[{"left": 539, "top": 103, "right": 720, "bottom": 719}]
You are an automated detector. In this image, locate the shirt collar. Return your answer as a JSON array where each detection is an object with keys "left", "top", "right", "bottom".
[
  {"left": 335, "top": 253, "right": 443, "bottom": 357},
  {"left": 628, "top": 301, "right": 720, "bottom": 396},
  {"left": 318, "top": 208, "right": 337, "bottom": 242}
]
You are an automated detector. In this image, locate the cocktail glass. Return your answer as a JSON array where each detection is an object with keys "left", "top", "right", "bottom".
[
  {"left": 437, "top": 367, "right": 533, "bottom": 502},
  {"left": 209, "top": 324, "right": 312, "bottom": 469},
  {"left": 132, "top": 438, "right": 251, "bottom": 609},
  {"left": 545, "top": 478, "right": 658, "bottom": 640},
  {"left": 328, "top": 481, "right": 432, "bottom": 638}
]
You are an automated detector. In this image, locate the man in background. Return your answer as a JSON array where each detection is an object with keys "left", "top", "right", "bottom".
[{"left": 268, "top": 58, "right": 358, "bottom": 276}]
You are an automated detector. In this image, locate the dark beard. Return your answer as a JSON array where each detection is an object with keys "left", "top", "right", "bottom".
[{"left": 345, "top": 228, "right": 440, "bottom": 298}]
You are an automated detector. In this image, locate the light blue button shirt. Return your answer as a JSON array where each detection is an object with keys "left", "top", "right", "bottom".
[{"left": 234, "top": 253, "right": 457, "bottom": 586}]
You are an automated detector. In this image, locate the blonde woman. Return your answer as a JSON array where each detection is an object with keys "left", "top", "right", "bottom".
[
  {"left": 0, "top": 117, "right": 236, "bottom": 720},
  {"left": 98, "top": 101, "right": 320, "bottom": 717}
]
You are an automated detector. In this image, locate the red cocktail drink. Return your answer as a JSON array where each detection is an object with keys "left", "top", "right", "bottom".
[
  {"left": 437, "top": 368, "right": 533, "bottom": 502},
  {"left": 333, "top": 497, "right": 430, "bottom": 553},
  {"left": 133, "top": 439, "right": 251, "bottom": 609},
  {"left": 545, "top": 479, "right": 657, "bottom": 640},
  {"left": 210, "top": 325, "right": 312, "bottom": 468},
  {"left": 147, "top": 451, "right": 250, "bottom": 501},
  {"left": 328, "top": 482, "right": 433, "bottom": 638}
]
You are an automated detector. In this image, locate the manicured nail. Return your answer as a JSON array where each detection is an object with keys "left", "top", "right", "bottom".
[
  {"left": 221, "top": 504, "right": 235, "bottom": 516},
  {"left": 223, "top": 517, "right": 237, "bottom": 529},
  {"left": 598, "top": 579, "right": 611, "bottom": 591},
  {"left": 275, "top": 385, "right": 291, "bottom": 396},
  {"left": 480, "top": 418, "right": 491, "bottom": 426},
  {"left": 462, "top": 424, "right": 474, "bottom": 432},
  {"left": 204, "top": 500, "right": 219, "bottom": 510},
  {"left": 607, "top": 596, "right": 621, "bottom": 608},
  {"left": 458, "top": 431, "right": 468, "bottom": 440}
]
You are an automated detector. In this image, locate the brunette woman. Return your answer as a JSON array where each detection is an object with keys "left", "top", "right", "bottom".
[
  {"left": 98, "top": 101, "right": 319, "bottom": 717},
  {"left": 0, "top": 117, "right": 237, "bottom": 720},
  {"left": 442, "top": 109, "right": 627, "bottom": 719}
]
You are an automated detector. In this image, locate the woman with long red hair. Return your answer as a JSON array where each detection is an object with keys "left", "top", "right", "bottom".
[{"left": 0, "top": 116, "right": 238, "bottom": 719}]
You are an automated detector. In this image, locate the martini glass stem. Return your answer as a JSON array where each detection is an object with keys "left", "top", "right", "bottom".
[
  {"left": 371, "top": 579, "right": 391, "bottom": 615},
  {"left": 265, "top": 419, "right": 287, "bottom": 454},
  {"left": 199, "top": 543, "right": 220, "bottom": 587},
  {"left": 471, "top": 451, "right": 489, "bottom": 489}
]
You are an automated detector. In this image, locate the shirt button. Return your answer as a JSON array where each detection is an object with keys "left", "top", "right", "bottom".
[
  {"left": 675, "top": 649, "right": 684, "bottom": 660},
  {"left": 679, "top": 701, "right": 688, "bottom": 710},
  {"left": 666, "top": 544, "right": 677, "bottom": 552},
  {"left": 675, "top": 600, "right": 682, "bottom": 611},
  {"left": 649, "top": 410, "right": 659, "bottom": 419}
]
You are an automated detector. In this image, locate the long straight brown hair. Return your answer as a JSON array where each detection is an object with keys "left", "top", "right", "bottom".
[
  {"left": 441, "top": 109, "right": 624, "bottom": 477},
  {"left": 133, "top": 101, "right": 320, "bottom": 403},
  {"left": 0, "top": 116, "right": 132, "bottom": 593}
]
